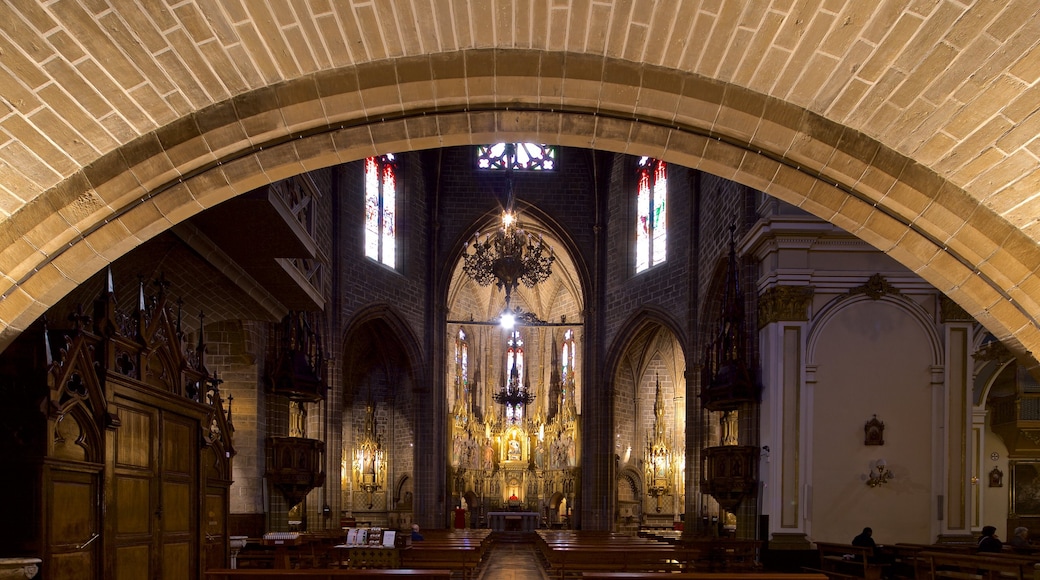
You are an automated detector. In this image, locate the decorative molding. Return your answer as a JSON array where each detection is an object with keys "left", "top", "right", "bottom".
[
  {"left": 940, "top": 296, "right": 974, "bottom": 323},
  {"left": 973, "top": 340, "right": 1012, "bottom": 364},
  {"left": 845, "top": 274, "right": 901, "bottom": 301},
  {"left": 758, "top": 286, "right": 814, "bottom": 327}
]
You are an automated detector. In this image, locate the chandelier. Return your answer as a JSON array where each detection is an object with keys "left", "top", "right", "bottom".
[
  {"left": 462, "top": 173, "right": 555, "bottom": 309},
  {"left": 493, "top": 356, "right": 535, "bottom": 423}
]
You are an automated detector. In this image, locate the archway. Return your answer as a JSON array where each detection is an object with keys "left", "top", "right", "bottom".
[{"left": 1, "top": 48, "right": 1034, "bottom": 374}]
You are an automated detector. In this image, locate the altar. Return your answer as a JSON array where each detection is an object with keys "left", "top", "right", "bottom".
[{"left": 488, "top": 511, "right": 539, "bottom": 532}]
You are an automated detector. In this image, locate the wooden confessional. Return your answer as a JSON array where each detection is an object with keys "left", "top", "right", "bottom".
[{"left": 0, "top": 274, "right": 235, "bottom": 580}]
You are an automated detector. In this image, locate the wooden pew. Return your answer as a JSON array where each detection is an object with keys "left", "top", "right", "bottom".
[
  {"left": 535, "top": 531, "right": 688, "bottom": 578},
  {"left": 681, "top": 538, "right": 762, "bottom": 572},
  {"left": 915, "top": 550, "right": 1040, "bottom": 580},
  {"left": 805, "top": 542, "right": 887, "bottom": 580},
  {"left": 580, "top": 574, "right": 827, "bottom": 580},
  {"left": 204, "top": 570, "right": 452, "bottom": 580},
  {"left": 397, "top": 530, "right": 493, "bottom": 580},
  {"left": 399, "top": 544, "right": 484, "bottom": 580},
  {"left": 543, "top": 546, "right": 684, "bottom": 578}
]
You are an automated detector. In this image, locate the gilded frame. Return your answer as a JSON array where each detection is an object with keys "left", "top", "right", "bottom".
[{"left": 1010, "top": 461, "right": 1040, "bottom": 516}]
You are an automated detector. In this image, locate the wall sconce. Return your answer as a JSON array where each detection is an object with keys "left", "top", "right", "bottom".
[{"left": 866, "top": 459, "right": 893, "bottom": 487}]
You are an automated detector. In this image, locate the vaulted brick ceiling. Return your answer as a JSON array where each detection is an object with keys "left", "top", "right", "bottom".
[{"left": 1, "top": 1, "right": 1039, "bottom": 371}]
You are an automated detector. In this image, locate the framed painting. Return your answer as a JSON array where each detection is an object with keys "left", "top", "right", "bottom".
[{"left": 1011, "top": 461, "right": 1040, "bottom": 516}]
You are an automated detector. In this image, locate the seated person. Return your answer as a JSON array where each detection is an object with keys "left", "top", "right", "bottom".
[
  {"left": 1011, "top": 526, "right": 1033, "bottom": 553},
  {"left": 410, "top": 523, "right": 424, "bottom": 541},
  {"left": 977, "top": 525, "right": 1003, "bottom": 553},
  {"left": 852, "top": 527, "right": 877, "bottom": 549}
]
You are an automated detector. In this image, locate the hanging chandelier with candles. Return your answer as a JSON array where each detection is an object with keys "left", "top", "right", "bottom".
[
  {"left": 462, "top": 147, "right": 556, "bottom": 309},
  {"left": 493, "top": 353, "right": 535, "bottom": 423}
]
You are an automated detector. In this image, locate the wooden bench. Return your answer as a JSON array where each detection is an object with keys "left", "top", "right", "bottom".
[
  {"left": 204, "top": 570, "right": 452, "bottom": 580},
  {"left": 685, "top": 539, "right": 762, "bottom": 572},
  {"left": 535, "top": 532, "right": 693, "bottom": 578},
  {"left": 399, "top": 544, "right": 484, "bottom": 580},
  {"left": 544, "top": 546, "right": 685, "bottom": 578},
  {"left": 580, "top": 574, "right": 827, "bottom": 580},
  {"left": 805, "top": 542, "right": 887, "bottom": 580},
  {"left": 915, "top": 550, "right": 1040, "bottom": 580}
]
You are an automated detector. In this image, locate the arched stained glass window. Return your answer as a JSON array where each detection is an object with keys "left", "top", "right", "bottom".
[
  {"left": 455, "top": 327, "right": 469, "bottom": 398},
  {"left": 505, "top": 330, "right": 525, "bottom": 422},
  {"left": 477, "top": 143, "right": 557, "bottom": 171},
  {"left": 562, "top": 329, "right": 575, "bottom": 385},
  {"left": 636, "top": 157, "right": 667, "bottom": 273},
  {"left": 365, "top": 154, "right": 397, "bottom": 268}
]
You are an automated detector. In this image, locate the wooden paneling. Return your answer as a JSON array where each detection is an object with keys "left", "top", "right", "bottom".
[
  {"left": 50, "top": 552, "right": 94, "bottom": 579},
  {"left": 115, "top": 544, "right": 151, "bottom": 580},
  {"left": 117, "top": 407, "right": 153, "bottom": 468},
  {"left": 112, "top": 399, "right": 158, "bottom": 580},
  {"left": 205, "top": 492, "right": 229, "bottom": 570},
  {"left": 115, "top": 476, "right": 153, "bottom": 535},
  {"left": 165, "top": 481, "right": 192, "bottom": 532},
  {"left": 164, "top": 542, "right": 191, "bottom": 580},
  {"left": 110, "top": 394, "right": 201, "bottom": 579},
  {"left": 48, "top": 469, "right": 100, "bottom": 580},
  {"left": 164, "top": 419, "right": 194, "bottom": 475},
  {"left": 52, "top": 478, "right": 96, "bottom": 542}
]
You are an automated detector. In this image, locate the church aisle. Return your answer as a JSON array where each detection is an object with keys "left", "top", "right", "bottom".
[{"left": 476, "top": 541, "right": 549, "bottom": 580}]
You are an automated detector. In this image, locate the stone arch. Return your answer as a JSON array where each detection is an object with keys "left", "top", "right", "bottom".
[
  {"left": 1, "top": 48, "right": 1033, "bottom": 374},
  {"left": 340, "top": 303, "right": 426, "bottom": 404},
  {"left": 340, "top": 304, "right": 425, "bottom": 519}
]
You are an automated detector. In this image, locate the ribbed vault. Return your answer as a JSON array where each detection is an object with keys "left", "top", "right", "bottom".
[{"left": 1, "top": 2, "right": 1039, "bottom": 371}]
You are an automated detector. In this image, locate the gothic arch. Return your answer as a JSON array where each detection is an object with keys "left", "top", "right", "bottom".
[
  {"left": 605, "top": 307, "right": 689, "bottom": 378},
  {"left": 340, "top": 303, "right": 425, "bottom": 404}
]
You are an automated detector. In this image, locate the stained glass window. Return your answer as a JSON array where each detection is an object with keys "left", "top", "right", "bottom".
[
  {"left": 456, "top": 328, "right": 468, "bottom": 396},
  {"left": 562, "top": 328, "right": 576, "bottom": 403},
  {"left": 364, "top": 154, "right": 397, "bottom": 268},
  {"left": 636, "top": 157, "right": 667, "bottom": 273},
  {"left": 562, "top": 329, "right": 575, "bottom": 385},
  {"left": 505, "top": 330, "right": 525, "bottom": 422},
  {"left": 477, "top": 143, "right": 557, "bottom": 170}
]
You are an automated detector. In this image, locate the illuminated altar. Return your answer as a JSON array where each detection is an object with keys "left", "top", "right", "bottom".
[{"left": 448, "top": 324, "right": 581, "bottom": 528}]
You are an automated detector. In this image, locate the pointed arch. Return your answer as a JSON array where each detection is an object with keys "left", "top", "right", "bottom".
[{"left": 340, "top": 303, "right": 425, "bottom": 405}]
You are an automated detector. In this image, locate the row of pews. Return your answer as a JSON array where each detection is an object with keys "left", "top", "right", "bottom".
[
  {"left": 806, "top": 540, "right": 1040, "bottom": 580},
  {"left": 400, "top": 529, "right": 492, "bottom": 580},
  {"left": 535, "top": 530, "right": 768, "bottom": 579},
  {"left": 206, "top": 529, "right": 492, "bottom": 580}
]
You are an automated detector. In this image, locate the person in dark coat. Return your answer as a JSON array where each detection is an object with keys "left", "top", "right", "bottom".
[
  {"left": 852, "top": 527, "right": 877, "bottom": 549},
  {"left": 978, "top": 525, "right": 1003, "bottom": 553}
]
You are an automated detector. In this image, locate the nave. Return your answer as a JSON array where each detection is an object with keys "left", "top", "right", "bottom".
[{"left": 475, "top": 543, "right": 547, "bottom": 580}]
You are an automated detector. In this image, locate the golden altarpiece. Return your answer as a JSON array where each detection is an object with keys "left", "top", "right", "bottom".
[
  {"left": 448, "top": 323, "right": 581, "bottom": 528},
  {"left": 0, "top": 272, "right": 235, "bottom": 580}
]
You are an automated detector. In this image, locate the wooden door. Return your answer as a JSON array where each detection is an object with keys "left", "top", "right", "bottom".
[
  {"left": 159, "top": 413, "right": 197, "bottom": 580},
  {"left": 46, "top": 467, "right": 101, "bottom": 580},
  {"left": 109, "top": 396, "right": 199, "bottom": 580},
  {"left": 203, "top": 488, "right": 228, "bottom": 570}
]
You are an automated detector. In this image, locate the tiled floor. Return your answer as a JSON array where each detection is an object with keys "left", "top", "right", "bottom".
[{"left": 476, "top": 542, "right": 548, "bottom": 580}]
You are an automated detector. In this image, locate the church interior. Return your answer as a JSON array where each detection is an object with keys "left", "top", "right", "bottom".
[{"left": 2, "top": 3, "right": 1040, "bottom": 579}]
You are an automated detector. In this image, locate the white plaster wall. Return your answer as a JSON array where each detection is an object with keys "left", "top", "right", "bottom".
[{"left": 810, "top": 299, "right": 934, "bottom": 544}]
